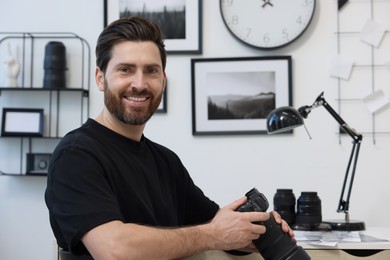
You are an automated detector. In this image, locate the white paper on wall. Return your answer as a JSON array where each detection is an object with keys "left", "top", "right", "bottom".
[
  {"left": 362, "top": 89, "right": 390, "bottom": 114},
  {"left": 329, "top": 54, "right": 354, "bottom": 80},
  {"left": 385, "top": 61, "right": 390, "bottom": 72},
  {"left": 360, "top": 20, "right": 387, "bottom": 47}
]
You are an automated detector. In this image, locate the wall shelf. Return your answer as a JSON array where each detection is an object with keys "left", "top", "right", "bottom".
[{"left": 0, "top": 32, "right": 91, "bottom": 176}]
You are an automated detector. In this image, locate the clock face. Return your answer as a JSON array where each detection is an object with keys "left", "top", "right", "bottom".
[{"left": 220, "top": 0, "right": 316, "bottom": 49}]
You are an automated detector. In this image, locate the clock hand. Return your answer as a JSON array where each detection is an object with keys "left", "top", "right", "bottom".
[{"left": 262, "top": 0, "right": 274, "bottom": 8}]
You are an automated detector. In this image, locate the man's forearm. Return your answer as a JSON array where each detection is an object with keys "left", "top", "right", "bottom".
[
  {"left": 82, "top": 202, "right": 272, "bottom": 259},
  {"left": 83, "top": 220, "right": 216, "bottom": 260}
]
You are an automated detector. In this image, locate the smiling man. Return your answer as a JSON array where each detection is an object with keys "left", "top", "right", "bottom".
[
  {"left": 95, "top": 39, "right": 166, "bottom": 140},
  {"left": 45, "top": 16, "right": 293, "bottom": 260}
]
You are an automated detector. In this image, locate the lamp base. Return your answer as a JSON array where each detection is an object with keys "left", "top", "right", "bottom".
[
  {"left": 324, "top": 219, "right": 365, "bottom": 231},
  {"left": 292, "top": 222, "right": 332, "bottom": 231}
]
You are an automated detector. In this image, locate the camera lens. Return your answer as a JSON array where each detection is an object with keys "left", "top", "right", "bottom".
[
  {"left": 273, "top": 189, "right": 296, "bottom": 226},
  {"left": 237, "top": 188, "right": 311, "bottom": 260},
  {"left": 295, "top": 191, "right": 322, "bottom": 225}
]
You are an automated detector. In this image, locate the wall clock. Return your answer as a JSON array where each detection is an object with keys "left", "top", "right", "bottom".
[{"left": 220, "top": 0, "right": 316, "bottom": 49}]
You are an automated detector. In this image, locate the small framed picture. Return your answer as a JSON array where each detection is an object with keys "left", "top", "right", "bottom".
[
  {"left": 191, "top": 56, "right": 292, "bottom": 135},
  {"left": 1, "top": 108, "right": 44, "bottom": 137}
]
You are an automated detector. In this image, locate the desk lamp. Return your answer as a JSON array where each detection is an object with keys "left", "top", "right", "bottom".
[{"left": 266, "top": 92, "right": 365, "bottom": 231}]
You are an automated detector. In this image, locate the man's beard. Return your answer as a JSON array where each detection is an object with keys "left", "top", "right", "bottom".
[{"left": 103, "top": 79, "right": 163, "bottom": 125}]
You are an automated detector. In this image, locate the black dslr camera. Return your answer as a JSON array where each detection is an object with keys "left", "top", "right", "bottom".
[{"left": 237, "top": 188, "right": 310, "bottom": 260}]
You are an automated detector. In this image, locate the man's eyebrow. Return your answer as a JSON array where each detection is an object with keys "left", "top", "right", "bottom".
[
  {"left": 145, "top": 63, "right": 163, "bottom": 68},
  {"left": 114, "top": 62, "right": 135, "bottom": 68},
  {"left": 114, "top": 62, "right": 162, "bottom": 68}
]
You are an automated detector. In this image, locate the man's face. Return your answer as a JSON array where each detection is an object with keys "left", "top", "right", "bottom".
[{"left": 98, "top": 41, "right": 166, "bottom": 125}]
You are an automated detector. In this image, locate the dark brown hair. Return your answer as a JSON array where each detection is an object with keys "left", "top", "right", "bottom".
[{"left": 96, "top": 16, "right": 166, "bottom": 73}]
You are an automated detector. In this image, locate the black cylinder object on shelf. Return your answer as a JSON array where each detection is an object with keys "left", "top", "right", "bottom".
[
  {"left": 273, "top": 189, "right": 296, "bottom": 226},
  {"left": 43, "top": 41, "right": 67, "bottom": 88}
]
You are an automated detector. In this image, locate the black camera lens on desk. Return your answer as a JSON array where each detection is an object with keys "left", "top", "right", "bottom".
[
  {"left": 237, "top": 188, "right": 311, "bottom": 260},
  {"left": 274, "top": 189, "right": 296, "bottom": 226},
  {"left": 292, "top": 191, "right": 332, "bottom": 231}
]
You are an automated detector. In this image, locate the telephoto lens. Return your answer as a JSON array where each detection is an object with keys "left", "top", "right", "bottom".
[
  {"left": 273, "top": 189, "right": 296, "bottom": 226},
  {"left": 237, "top": 188, "right": 310, "bottom": 260}
]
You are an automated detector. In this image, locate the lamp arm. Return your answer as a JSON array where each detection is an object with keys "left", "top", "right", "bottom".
[
  {"left": 301, "top": 92, "right": 363, "bottom": 218},
  {"left": 317, "top": 96, "right": 362, "bottom": 142},
  {"left": 338, "top": 140, "right": 361, "bottom": 215}
]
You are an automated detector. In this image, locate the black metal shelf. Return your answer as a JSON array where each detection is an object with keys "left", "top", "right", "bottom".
[
  {"left": 0, "top": 172, "right": 47, "bottom": 177},
  {"left": 0, "top": 32, "right": 91, "bottom": 176},
  {"left": 0, "top": 87, "right": 89, "bottom": 97},
  {"left": 0, "top": 32, "right": 91, "bottom": 91}
]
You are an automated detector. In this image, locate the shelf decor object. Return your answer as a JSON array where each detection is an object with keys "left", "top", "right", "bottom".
[
  {"left": 43, "top": 41, "right": 67, "bottom": 88},
  {"left": 1, "top": 108, "right": 44, "bottom": 137},
  {"left": 26, "top": 153, "right": 51, "bottom": 175},
  {"left": 266, "top": 92, "right": 365, "bottom": 231}
]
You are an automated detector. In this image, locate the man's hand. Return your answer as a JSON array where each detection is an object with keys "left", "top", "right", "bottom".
[
  {"left": 271, "top": 211, "right": 295, "bottom": 239},
  {"left": 208, "top": 197, "right": 270, "bottom": 250}
]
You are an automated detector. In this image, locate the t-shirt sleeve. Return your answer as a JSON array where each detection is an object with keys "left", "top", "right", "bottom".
[
  {"left": 46, "top": 145, "right": 123, "bottom": 254},
  {"left": 181, "top": 167, "right": 220, "bottom": 225}
]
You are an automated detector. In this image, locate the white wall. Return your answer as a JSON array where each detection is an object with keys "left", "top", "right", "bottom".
[{"left": 1, "top": 1, "right": 390, "bottom": 259}]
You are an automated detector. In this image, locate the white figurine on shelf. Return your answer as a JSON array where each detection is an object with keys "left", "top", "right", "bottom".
[{"left": 3, "top": 43, "right": 21, "bottom": 87}]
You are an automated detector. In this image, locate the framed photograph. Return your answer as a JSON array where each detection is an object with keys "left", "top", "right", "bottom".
[
  {"left": 1, "top": 108, "right": 44, "bottom": 137},
  {"left": 191, "top": 56, "right": 292, "bottom": 135},
  {"left": 156, "top": 85, "right": 167, "bottom": 113},
  {"left": 104, "top": 0, "right": 202, "bottom": 54}
]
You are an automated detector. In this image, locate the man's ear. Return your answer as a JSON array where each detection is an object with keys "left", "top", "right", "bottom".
[{"left": 95, "top": 67, "right": 105, "bottom": 91}]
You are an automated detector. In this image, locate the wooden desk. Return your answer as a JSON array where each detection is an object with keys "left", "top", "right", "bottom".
[{"left": 185, "top": 227, "right": 390, "bottom": 260}]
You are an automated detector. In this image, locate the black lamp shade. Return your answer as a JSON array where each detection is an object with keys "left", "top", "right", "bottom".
[{"left": 266, "top": 106, "right": 304, "bottom": 134}]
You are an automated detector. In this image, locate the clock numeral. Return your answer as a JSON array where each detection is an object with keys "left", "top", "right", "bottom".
[
  {"left": 302, "top": 0, "right": 313, "bottom": 7},
  {"left": 231, "top": 15, "right": 239, "bottom": 25},
  {"left": 296, "top": 15, "right": 302, "bottom": 25},
  {"left": 282, "top": 29, "right": 289, "bottom": 39},
  {"left": 263, "top": 33, "right": 270, "bottom": 43},
  {"left": 222, "top": 0, "right": 234, "bottom": 6},
  {"left": 245, "top": 28, "right": 252, "bottom": 38}
]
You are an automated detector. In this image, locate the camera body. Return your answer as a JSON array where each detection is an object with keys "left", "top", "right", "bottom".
[{"left": 237, "top": 188, "right": 310, "bottom": 260}]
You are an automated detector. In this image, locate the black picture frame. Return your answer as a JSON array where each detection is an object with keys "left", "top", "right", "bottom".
[
  {"left": 156, "top": 84, "right": 167, "bottom": 113},
  {"left": 191, "top": 56, "right": 292, "bottom": 135},
  {"left": 1, "top": 108, "right": 44, "bottom": 137},
  {"left": 103, "top": 0, "right": 202, "bottom": 54}
]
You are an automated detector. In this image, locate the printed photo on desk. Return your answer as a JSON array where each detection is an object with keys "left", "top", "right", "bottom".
[{"left": 191, "top": 56, "right": 292, "bottom": 135}]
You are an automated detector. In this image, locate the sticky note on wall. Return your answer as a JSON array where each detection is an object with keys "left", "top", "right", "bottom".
[{"left": 362, "top": 89, "right": 390, "bottom": 114}]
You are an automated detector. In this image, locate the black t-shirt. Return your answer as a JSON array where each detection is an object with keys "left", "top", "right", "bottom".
[{"left": 45, "top": 119, "right": 219, "bottom": 255}]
